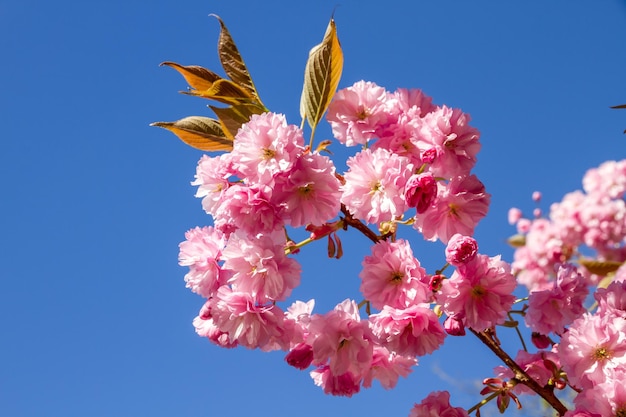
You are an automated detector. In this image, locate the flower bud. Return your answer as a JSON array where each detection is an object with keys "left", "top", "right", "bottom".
[
  {"left": 285, "top": 343, "right": 314, "bottom": 370},
  {"left": 404, "top": 172, "right": 437, "bottom": 213},
  {"left": 444, "top": 314, "right": 466, "bottom": 336},
  {"left": 445, "top": 234, "right": 478, "bottom": 266}
]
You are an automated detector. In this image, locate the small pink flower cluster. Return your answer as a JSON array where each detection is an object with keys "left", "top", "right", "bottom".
[
  {"left": 328, "top": 81, "right": 490, "bottom": 243},
  {"left": 511, "top": 160, "right": 626, "bottom": 291}
]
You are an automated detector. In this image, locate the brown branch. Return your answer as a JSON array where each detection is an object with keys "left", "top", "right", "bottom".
[
  {"left": 470, "top": 329, "right": 568, "bottom": 416},
  {"left": 340, "top": 204, "right": 380, "bottom": 243}
]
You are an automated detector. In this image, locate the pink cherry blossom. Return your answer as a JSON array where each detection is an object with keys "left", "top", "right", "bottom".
[
  {"left": 326, "top": 80, "right": 391, "bottom": 146},
  {"left": 361, "top": 345, "right": 416, "bottom": 389},
  {"left": 221, "top": 233, "right": 301, "bottom": 303},
  {"left": 230, "top": 112, "right": 304, "bottom": 183},
  {"left": 178, "top": 226, "right": 228, "bottom": 297},
  {"left": 310, "top": 365, "right": 361, "bottom": 397},
  {"left": 596, "top": 280, "right": 626, "bottom": 318},
  {"left": 438, "top": 254, "right": 516, "bottom": 331},
  {"left": 582, "top": 159, "right": 626, "bottom": 199},
  {"left": 210, "top": 286, "right": 292, "bottom": 351},
  {"left": 559, "top": 313, "right": 626, "bottom": 389},
  {"left": 414, "top": 105, "right": 481, "bottom": 178},
  {"left": 273, "top": 152, "right": 342, "bottom": 227},
  {"left": 192, "top": 153, "right": 234, "bottom": 216},
  {"left": 414, "top": 175, "right": 490, "bottom": 244},
  {"left": 445, "top": 234, "right": 478, "bottom": 266},
  {"left": 508, "top": 207, "right": 523, "bottom": 225},
  {"left": 573, "top": 369, "right": 626, "bottom": 416},
  {"left": 390, "top": 88, "right": 436, "bottom": 117},
  {"left": 369, "top": 304, "right": 446, "bottom": 357},
  {"left": 359, "top": 239, "right": 430, "bottom": 309},
  {"left": 192, "top": 300, "right": 238, "bottom": 349},
  {"left": 212, "top": 183, "right": 284, "bottom": 237},
  {"left": 525, "top": 263, "right": 588, "bottom": 335},
  {"left": 409, "top": 391, "right": 469, "bottom": 417},
  {"left": 285, "top": 342, "right": 314, "bottom": 370},
  {"left": 404, "top": 172, "right": 438, "bottom": 213},
  {"left": 341, "top": 147, "right": 413, "bottom": 224},
  {"left": 307, "top": 299, "right": 374, "bottom": 376},
  {"left": 372, "top": 112, "right": 423, "bottom": 166}
]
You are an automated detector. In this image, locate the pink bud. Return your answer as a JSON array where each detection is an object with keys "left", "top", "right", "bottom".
[
  {"left": 444, "top": 315, "right": 466, "bottom": 336},
  {"left": 508, "top": 208, "right": 522, "bottom": 225},
  {"left": 404, "top": 172, "right": 437, "bottom": 213},
  {"left": 421, "top": 148, "right": 437, "bottom": 164},
  {"left": 532, "top": 191, "right": 542, "bottom": 202},
  {"left": 429, "top": 274, "right": 445, "bottom": 292},
  {"left": 445, "top": 234, "right": 478, "bottom": 266},
  {"left": 531, "top": 332, "right": 551, "bottom": 349},
  {"left": 285, "top": 343, "right": 314, "bottom": 370}
]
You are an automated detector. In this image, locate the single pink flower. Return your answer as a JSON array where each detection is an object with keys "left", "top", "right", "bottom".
[
  {"left": 559, "top": 313, "right": 626, "bottom": 389},
  {"left": 525, "top": 263, "right": 588, "bottom": 335},
  {"left": 414, "top": 175, "right": 490, "bottom": 244},
  {"left": 573, "top": 369, "right": 626, "bottom": 416},
  {"left": 210, "top": 287, "right": 292, "bottom": 351},
  {"left": 310, "top": 365, "right": 361, "bottom": 397},
  {"left": 438, "top": 254, "right": 516, "bottom": 331},
  {"left": 285, "top": 342, "right": 314, "bottom": 370},
  {"left": 369, "top": 304, "right": 446, "bottom": 357},
  {"left": 192, "top": 153, "right": 234, "bottom": 216},
  {"left": 273, "top": 152, "right": 342, "bottom": 227},
  {"left": 326, "top": 80, "right": 391, "bottom": 146},
  {"left": 445, "top": 234, "right": 478, "bottom": 266},
  {"left": 230, "top": 112, "right": 304, "bottom": 183},
  {"left": 361, "top": 345, "right": 416, "bottom": 389},
  {"left": 359, "top": 239, "right": 430, "bottom": 309},
  {"left": 409, "top": 391, "right": 469, "bottom": 417},
  {"left": 178, "top": 226, "right": 227, "bottom": 297},
  {"left": 192, "top": 300, "right": 238, "bottom": 349},
  {"left": 341, "top": 147, "right": 413, "bottom": 224},
  {"left": 404, "top": 172, "right": 438, "bottom": 213},
  {"left": 307, "top": 299, "right": 374, "bottom": 376},
  {"left": 414, "top": 105, "right": 481, "bottom": 179},
  {"left": 213, "top": 183, "right": 284, "bottom": 237},
  {"left": 221, "top": 233, "right": 301, "bottom": 303}
]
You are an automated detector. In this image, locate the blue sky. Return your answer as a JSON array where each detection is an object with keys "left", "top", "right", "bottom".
[{"left": 2, "top": 1, "right": 626, "bottom": 416}]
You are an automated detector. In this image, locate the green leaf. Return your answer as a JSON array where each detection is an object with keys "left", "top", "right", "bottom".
[
  {"left": 210, "top": 103, "right": 266, "bottom": 138},
  {"left": 160, "top": 61, "right": 221, "bottom": 91},
  {"left": 299, "top": 17, "right": 343, "bottom": 138},
  {"left": 212, "top": 14, "right": 261, "bottom": 102},
  {"left": 150, "top": 116, "right": 233, "bottom": 151}
]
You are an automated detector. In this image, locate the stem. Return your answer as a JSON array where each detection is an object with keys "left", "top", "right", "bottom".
[
  {"left": 466, "top": 390, "right": 500, "bottom": 415},
  {"left": 507, "top": 312, "right": 528, "bottom": 353},
  {"left": 340, "top": 204, "right": 380, "bottom": 243},
  {"left": 469, "top": 329, "right": 568, "bottom": 416}
]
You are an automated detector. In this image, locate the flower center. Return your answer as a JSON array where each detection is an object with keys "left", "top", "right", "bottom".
[
  {"left": 471, "top": 285, "right": 486, "bottom": 298},
  {"left": 593, "top": 346, "right": 612, "bottom": 361},
  {"left": 390, "top": 272, "right": 404, "bottom": 284},
  {"left": 262, "top": 148, "right": 275, "bottom": 160}
]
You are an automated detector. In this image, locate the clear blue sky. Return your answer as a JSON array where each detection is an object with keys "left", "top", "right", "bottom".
[{"left": 2, "top": 1, "right": 625, "bottom": 416}]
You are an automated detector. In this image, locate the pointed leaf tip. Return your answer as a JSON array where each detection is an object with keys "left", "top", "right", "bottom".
[
  {"left": 299, "top": 17, "right": 343, "bottom": 136},
  {"left": 212, "top": 15, "right": 261, "bottom": 102},
  {"left": 152, "top": 116, "right": 233, "bottom": 151}
]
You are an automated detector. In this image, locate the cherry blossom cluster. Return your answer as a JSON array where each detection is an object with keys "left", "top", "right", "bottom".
[
  {"left": 499, "top": 160, "right": 626, "bottom": 416},
  {"left": 176, "top": 78, "right": 626, "bottom": 415},
  {"left": 178, "top": 80, "right": 500, "bottom": 399}
]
